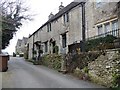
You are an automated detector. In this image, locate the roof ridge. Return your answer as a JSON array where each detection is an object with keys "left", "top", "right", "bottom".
[{"left": 29, "top": 1, "right": 81, "bottom": 38}]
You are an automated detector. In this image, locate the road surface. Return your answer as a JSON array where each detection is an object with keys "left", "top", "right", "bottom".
[{"left": 2, "top": 57, "right": 106, "bottom": 88}]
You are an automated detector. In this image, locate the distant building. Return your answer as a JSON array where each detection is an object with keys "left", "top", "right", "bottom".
[
  {"left": 16, "top": 37, "right": 28, "bottom": 55},
  {"left": 27, "top": 1, "right": 120, "bottom": 60},
  {"left": 16, "top": 39, "right": 22, "bottom": 54}
]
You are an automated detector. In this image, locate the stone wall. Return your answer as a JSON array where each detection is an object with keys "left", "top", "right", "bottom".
[
  {"left": 88, "top": 50, "right": 120, "bottom": 88},
  {"left": 64, "top": 51, "right": 102, "bottom": 73},
  {"left": 64, "top": 49, "right": 120, "bottom": 88}
]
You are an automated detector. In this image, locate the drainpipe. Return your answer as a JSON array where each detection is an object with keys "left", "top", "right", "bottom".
[
  {"left": 32, "top": 34, "right": 35, "bottom": 59},
  {"left": 81, "top": 2, "right": 86, "bottom": 52},
  {"left": 74, "top": 0, "right": 86, "bottom": 53}
]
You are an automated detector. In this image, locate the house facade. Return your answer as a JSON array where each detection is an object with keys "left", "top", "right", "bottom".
[
  {"left": 16, "top": 39, "right": 22, "bottom": 54},
  {"left": 28, "top": 1, "right": 120, "bottom": 60},
  {"left": 16, "top": 37, "right": 28, "bottom": 55}
]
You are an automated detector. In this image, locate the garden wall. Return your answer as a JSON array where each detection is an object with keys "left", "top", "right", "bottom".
[{"left": 41, "top": 49, "right": 120, "bottom": 88}]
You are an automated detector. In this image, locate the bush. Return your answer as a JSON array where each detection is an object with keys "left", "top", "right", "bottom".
[
  {"left": 83, "top": 67, "right": 89, "bottom": 73},
  {"left": 85, "top": 35, "right": 117, "bottom": 51},
  {"left": 65, "top": 52, "right": 101, "bottom": 73},
  {"left": 112, "top": 73, "right": 120, "bottom": 88},
  {"left": 42, "top": 54, "right": 62, "bottom": 71},
  {"left": 24, "top": 52, "right": 28, "bottom": 59},
  {"left": 53, "top": 45, "right": 59, "bottom": 54}
]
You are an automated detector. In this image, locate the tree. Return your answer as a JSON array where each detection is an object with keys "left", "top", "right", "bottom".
[{"left": 0, "top": 0, "right": 32, "bottom": 51}]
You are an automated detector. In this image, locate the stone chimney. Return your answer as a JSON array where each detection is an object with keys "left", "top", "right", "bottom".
[
  {"left": 59, "top": 2, "right": 64, "bottom": 11},
  {"left": 48, "top": 12, "right": 54, "bottom": 20}
]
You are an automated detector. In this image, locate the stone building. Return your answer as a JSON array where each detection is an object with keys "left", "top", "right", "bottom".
[
  {"left": 28, "top": 1, "right": 120, "bottom": 60},
  {"left": 16, "top": 37, "right": 28, "bottom": 55},
  {"left": 16, "top": 39, "right": 22, "bottom": 54}
]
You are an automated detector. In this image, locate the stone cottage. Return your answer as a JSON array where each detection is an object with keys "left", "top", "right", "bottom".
[
  {"left": 27, "top": 0, "right": 120, "bottom": 60},
  {"left": 16, "top": 37, "right": 28, "bottom": 55}
]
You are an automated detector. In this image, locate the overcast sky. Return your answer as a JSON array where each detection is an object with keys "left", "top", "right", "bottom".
[{"left": 3, "top": 0, "right": 73, "bottom": 55}]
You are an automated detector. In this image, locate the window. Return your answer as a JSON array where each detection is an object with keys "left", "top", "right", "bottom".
[
  {"left": 66, "top": 13, "right": 69, "bottom": 22},
  {"left": 47, "top": 23, "right": 51, "bottom": 32},
  {"left": 96, "top": 19, "right": 119, "bottom": 37},
  {"left": 63, "top": 12, "right": 69, "bottom": 23},
  {"left": 112, "top": 20, "right": 118, "bottom": 36},
  {"left": 62, "top": 34, "right": 67, "bottom": 48},
  {"left": 104, "top": 23, "right": 110, "bottom": 33},
  {"left": 112, "top": 20, "right": 118, "bottom": 31},
  {"left": 44, "top": 41, "right": 48, "bottom": 52},
  {"left": 98, "top": 25, "right": 103, "bottom": 35}
]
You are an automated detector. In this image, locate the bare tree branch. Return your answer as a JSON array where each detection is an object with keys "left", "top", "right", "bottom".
[{"left": 0, "top": 0, "right": 34, "bottom": 49}]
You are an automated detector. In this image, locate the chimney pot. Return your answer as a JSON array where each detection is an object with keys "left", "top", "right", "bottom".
[{"left": 59, "top": 2, "right": 64, "bottom": 11}]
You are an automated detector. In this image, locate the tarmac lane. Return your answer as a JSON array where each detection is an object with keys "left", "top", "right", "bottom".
[{"left": 2, "top": 57, "right": 108, "bottom": 89}]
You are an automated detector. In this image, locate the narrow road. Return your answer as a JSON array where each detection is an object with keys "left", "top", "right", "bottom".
[{"left": 2, "top": 57, "right": 106, "bottom": 88}]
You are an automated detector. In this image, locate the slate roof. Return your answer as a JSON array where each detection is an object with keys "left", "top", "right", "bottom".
[{"left": 29, "top": 1, "right": 81, "bottom": 38}]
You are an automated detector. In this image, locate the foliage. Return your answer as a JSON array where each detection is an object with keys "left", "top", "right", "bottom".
[
  {"left": 83, "top": 67, "right": 89, "bottom": 73},
  {"left": 112, "top": 73, "right": 120, "bottom": 88},
  {"left": 73, "top": 67, "right": 90, "bottom": 80},
  {"left": 53, "top": 45, "right": 59, "bottom": 54},
  {"left": 42, "top": 54, "right": 62, "bottom": 71},
  {"left": 65, "top": 51, "right": 101, "bottom": 73},
  {"left": 24, "top": 52, "right": 28, "bottom": 59},
  {"left": 0, "top": 0, "right": 32, "bottom": 49},
  {"left": 73, "top": 67, "right": 84, "bottom": 79},
  {"left": 85, "top": 35, "right": 117, "bottom": 51},
  {"left": 13, "top": 52, "right": 16, "bottom": 57}
]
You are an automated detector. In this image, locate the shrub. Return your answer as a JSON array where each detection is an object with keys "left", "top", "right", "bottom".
[
  {"left": 83, "top": 67, "right": 89, "bottom": 73},
  {"left": 42, "top": 54, "right": 62, "bottom": 71},
  {"left": 53, "top": 45, "right": 59, "bottom": 54},
  {"left": 112, "top": 73, "right": 120, "bottom": 88},
  {"left": 24, "top": 52, "right": 28, "bottom": 59},
  {"left": 85, "top": 35, "right": 117, "bottom": 51}
]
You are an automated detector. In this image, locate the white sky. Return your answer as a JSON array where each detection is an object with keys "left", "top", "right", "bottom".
[{"left": 3, "top": 0, "right": 73, "bottom": 55}]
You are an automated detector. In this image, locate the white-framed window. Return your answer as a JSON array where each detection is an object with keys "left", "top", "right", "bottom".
[
  {"left": 97, "top": 25, "right": 103, "bottom": 35},
  {"left": 112, "top": 20, "right": 118, "bottom": 31},
  {"left": 96, "top": 19, "right": 119, "bottom": 37},
  {"left": 104, "top": 23, "right": 110, "bottom": 33},
  {"left": 112, "top": 20, "right": 118, "bottom": 36}
]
